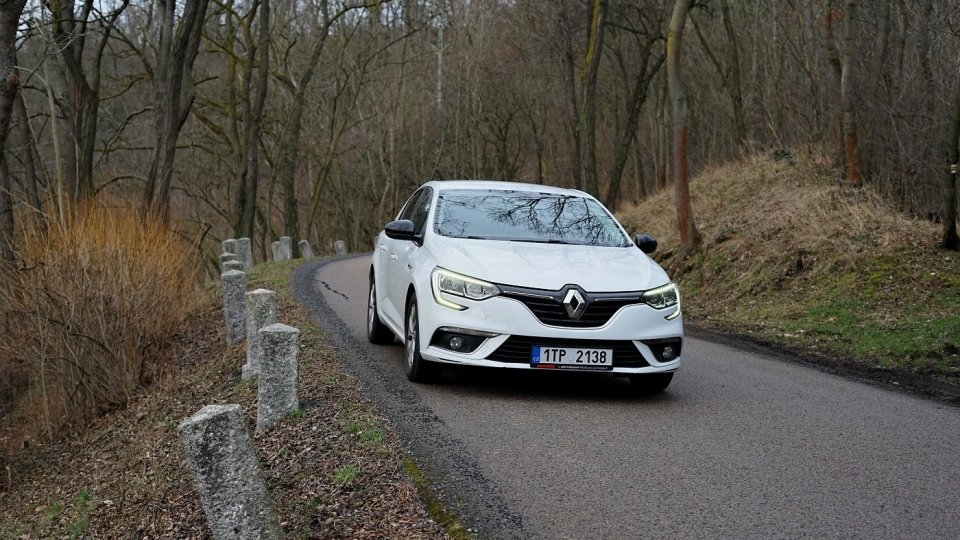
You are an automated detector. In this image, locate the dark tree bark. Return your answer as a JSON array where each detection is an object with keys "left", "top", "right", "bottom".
[
  {"left": 143, "top": 0, "right": 211, "bottom": 224},
  {"left": 0, "top": 0, "right": 27, "bottom": 261},
  {"left": 943, "top": 63, "right": 960, "bottom": 251},
  {"left": 47, "top": 0, "right": 130, "bottom": 204},
  {"left": 233, "top": 0, "right": 270, "bottom": 240},
  {"left": 558, "top": 1, "right": 582, "bottom": 190},
  {"left": 578, "top": 0, "right": 606, "bottom": 197},
  {"left": 15, "top": 91, "right": 40, "bottom": 216},
  {"left": 839, "top": 0, "right": 862, "bottom": 185},
  {"left": 668, "top": 0, "right": 699, "bottom": 251},
  {"left": 605, "top": 34, "right": 661, "bottom": 210}
]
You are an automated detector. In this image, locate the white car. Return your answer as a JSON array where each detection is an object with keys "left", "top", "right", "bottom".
[{"left": 367, "top": 181, "right": 682, "bottom": 392}]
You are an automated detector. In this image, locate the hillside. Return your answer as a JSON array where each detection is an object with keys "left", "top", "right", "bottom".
[
  {"left": 618, "top": 151, "right": 960, "bottom": 395},
  {"left": 0, "top": 261, "right": 448, "bottom": 538}
]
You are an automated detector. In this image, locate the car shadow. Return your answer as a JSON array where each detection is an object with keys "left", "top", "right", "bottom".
[{"left": 431, "top": 364, "right": 677, "bottom": 403}]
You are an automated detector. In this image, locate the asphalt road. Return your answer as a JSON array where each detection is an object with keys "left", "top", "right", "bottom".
[{"left": 293, "top": 255, "right": 960, "bottom": 539}]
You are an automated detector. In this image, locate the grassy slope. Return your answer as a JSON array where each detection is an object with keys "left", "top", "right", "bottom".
[
  {"left": 0, "top": 259, "right": 446, "bottom": 539},
  {"left": 618, "top": 151, "right": 960, "bottom": 388}
]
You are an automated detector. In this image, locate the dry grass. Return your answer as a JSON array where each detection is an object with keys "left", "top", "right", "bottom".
[
  {"left": 618, "top": 149, "right": 959, "bottom": 383},
  {"left": 0, "top": 205, "right": 198, "bottom": 453}
]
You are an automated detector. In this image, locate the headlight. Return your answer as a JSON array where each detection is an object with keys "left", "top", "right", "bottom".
[
  {"left": 642, "top": 282, "right": 679, "bottom": 310},
  {"left": 431, "top": 267, "right": 500, "bottom": 310}
]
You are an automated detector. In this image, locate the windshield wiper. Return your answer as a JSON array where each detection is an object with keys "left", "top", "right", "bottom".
[{"left": 508, "top": 238, "right": 576, "bottom": 245}]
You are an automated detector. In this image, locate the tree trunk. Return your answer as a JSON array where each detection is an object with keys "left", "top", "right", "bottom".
[
  {"left": 0, "top": 154, "right": 12, "bottom": 260},
  {"left": 15, "top": 91, "right": 40, "bottom": 214},
  {"left": 234, "top": 0, "right": 270, "bottom": 240},
  {"left": 667, "top": 0, "right": 699, "bottom": 251},
  {"left": 840, "top": 0, "right": 862, "bottom": 186},
  {"left": 943, "top": 63, "right": 960, "bottom": 251},
  {"left": 49, "top": 0, "right": 130, "bottom": 203},
  {"left": 605, "top": 37, "right": 659, "bottom": 210},
  {"left": 719, "top": 0, "right": 747, "bottom": 152},
  {"left": 143, "top": 0, "right": 210, "bottom": 224},
  {"left": 558, "top": 1, "right": 582, "bottom": 190},
  {"left": 802, "top": 0, "right": 823, "bottom": 140},
  {"left": 578, "top": 0, "right": 606, "bottom": 197},
  {"left": 655, "top": 76, "right": 668, "bottom": 191},
  {"left": 276, "top": 1, "right": 349, "bottom": 258},
  {"left": 0, "top": 0, "right": 27, "bottom": 260}
]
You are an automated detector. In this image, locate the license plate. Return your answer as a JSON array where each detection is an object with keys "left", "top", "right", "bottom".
[{"left": 531, "top": 346, "right": 613, "bottom": 370}]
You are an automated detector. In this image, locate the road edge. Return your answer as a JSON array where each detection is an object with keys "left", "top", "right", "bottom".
[{"left": 291, "top": 254, "right": 527, "bottom": 540}]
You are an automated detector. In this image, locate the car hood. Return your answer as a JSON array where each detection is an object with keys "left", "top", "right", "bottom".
[{"left": 426, "top": 235, "right": 670, "bottom": 292}]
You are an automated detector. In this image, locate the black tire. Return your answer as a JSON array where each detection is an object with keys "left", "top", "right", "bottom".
[
  {"left": 367, "top": 275, "right": 394, "bottom": 344},
  {"left": 629, "top": 372, "right": 674, "bottom": 394},
  {"left": 404, "top": 297, "right": 440, "bottom": 383}
]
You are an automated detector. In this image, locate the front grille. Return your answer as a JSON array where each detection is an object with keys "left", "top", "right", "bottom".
[
  {"left": 487, "top": 336, "right": 649, "bottom": 368},
  {"left": 498, "top": 284, "right": 644, "bottom": 328}
]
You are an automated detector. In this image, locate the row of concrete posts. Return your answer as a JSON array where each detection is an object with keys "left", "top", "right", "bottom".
[{"left": 178, "top": 240, "right": 314, "bottom": 539}]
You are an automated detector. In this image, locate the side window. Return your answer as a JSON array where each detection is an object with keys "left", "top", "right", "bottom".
[
  {"left": 397, "top": 189, "right": 425, "bottom": 222},
  {"left": 410, "top": 188, "right": 433, "bottom": 235}
]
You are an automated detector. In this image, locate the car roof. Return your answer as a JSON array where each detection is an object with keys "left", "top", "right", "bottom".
[{"left": 424, "top": 180, "right": 591, "bottom": 198}]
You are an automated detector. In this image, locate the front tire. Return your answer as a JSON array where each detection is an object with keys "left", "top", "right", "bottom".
[
  {"left": 367, "top": 276, "right": 394, "bottom": 344},
  {"left": 404, "top": 297, "right": 439, "bottom": 383},
  {"left": 629, "top": 372, "right": 674, "bottom": 394}
]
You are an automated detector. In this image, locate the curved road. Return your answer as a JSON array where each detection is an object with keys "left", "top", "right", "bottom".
[{"left": 293, "top": 256, "right": 960, "bottom": 539}]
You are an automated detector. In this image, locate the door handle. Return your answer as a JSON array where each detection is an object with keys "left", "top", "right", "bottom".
[
  {"left": 379, "top": 244, "right": 386, "bottom": 251},
  {"left": 390, "top": 253, "right": 398, "bottom": 262}
]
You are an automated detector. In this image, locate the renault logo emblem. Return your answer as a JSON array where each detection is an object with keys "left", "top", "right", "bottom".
[{"left": 562, "top": 289, "right": 587, "bottom": 319}]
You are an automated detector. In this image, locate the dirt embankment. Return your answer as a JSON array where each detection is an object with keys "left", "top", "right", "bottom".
[{"left": 618, "top": 151, "right": 959, "bottom": 399}]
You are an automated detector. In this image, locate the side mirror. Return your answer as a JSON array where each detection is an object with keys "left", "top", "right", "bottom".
[
  {"left": 634, "top": 234, "right": 657, "bottom": 254},
  {"left": 384, "top": 219, "right": 421, "bottom": 243}
]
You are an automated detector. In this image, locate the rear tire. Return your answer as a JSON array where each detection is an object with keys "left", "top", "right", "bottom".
[
  {"left": 404, "top": 297, "right": 440, "bottom": 383},
  {"left": 629, "top": 372, "right": 674, "bottom": 394},
  {"left": 367, "top": 275, "right": 394, "bottom": 344}
]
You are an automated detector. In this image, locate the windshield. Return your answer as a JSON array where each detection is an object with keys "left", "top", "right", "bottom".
[{"left": 433, "top": 189, "right": 630, "bottom": 247}]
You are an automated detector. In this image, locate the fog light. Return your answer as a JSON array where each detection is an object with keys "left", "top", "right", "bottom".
[
  {"left": 429, "top": 328, "right": 497, "bottom": 353},
  {"left": 642, "top": 338, "right": 682, "bottom": 364}
]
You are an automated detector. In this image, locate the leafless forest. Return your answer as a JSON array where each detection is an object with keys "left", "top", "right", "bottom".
[{"left": 1, "top": 0, "right": 960, "bottom": 265}]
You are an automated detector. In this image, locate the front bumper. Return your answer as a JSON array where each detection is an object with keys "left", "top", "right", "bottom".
[{"left": 417, "top": 290, "right": 683, "bottom": 374}]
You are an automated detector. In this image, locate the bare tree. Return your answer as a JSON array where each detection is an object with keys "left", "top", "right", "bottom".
[
  {"left": 604, "top": 9, "right": 662, "bottom": 210},
  {"left": 232, "top": 0, "right": 270, "bottom": 240},
  {"left": 690, "top": 0, "right": 747, "bottom": 152},
  {"left": 944, "top": 62, "right": 960, "bottom": 250},
  {"left": 667, "top": 0, "right": 699, "bottom": 251},
  {"left": 0, "top": 0, "right": 27, "bottom": 260},
  {"left": 839, "top": 0, "right": 862, "bottom": 185},
  {"left": 578, "top": 0, "right": 606, "bottom": 197},
  {"left": 46, "top": 0, "right": 130, "bottom": 204},
  {"left": 142, "top": 0, "right": 211, "bottom": 224}
]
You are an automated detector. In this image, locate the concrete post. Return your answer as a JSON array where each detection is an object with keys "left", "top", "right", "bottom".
[
  {"left": 179, "top": 404, "right": 282, "bottom": 540},
  {"left": 243, "top": 289, "right": 277, "bottom": 380},
  {"left": 271, "top": 241, "right": 280, "bottom": 261},
  {"left": 222, "top": 238, "right": 238, "bottom": 255},
  {"left": 256, "top": 323, "right": 300, "bottom": 433},
  {"left": 236, "top": 237, "right": 254, "bottom": 270},
  {"left": 278, "top": 236, "right": 293, "bottom": 260},
  {"left": 221, "top": 270, "right": 246, "bottom": 345},
  {"left": 219, "top": 252, "right": 238, "bottom": 274},
  {"left": 298, "top": 240, "right": 314, "bottom": 258},
  {"left": 223, "top": 260, "right": 244, "bottom": 273},
  {"left": 333, "top": 240, "right": 347, "bottom": 256}
]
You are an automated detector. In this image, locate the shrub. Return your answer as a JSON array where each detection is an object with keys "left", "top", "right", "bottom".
[{"left": 0, "top": 205, "right": 197, "bottom": 450}]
